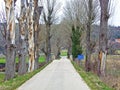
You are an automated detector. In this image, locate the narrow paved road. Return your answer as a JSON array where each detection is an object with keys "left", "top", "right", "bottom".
[{"left": 18, "top": 57, "right": 90, "bottom": 90}]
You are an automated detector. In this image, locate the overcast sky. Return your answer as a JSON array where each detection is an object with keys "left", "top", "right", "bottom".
[
  {"left": 109, "top": 0, "right": 120, "bottom": 26},
  {"left": 0, "top": 0, "right": 120, "bottom": 26}
]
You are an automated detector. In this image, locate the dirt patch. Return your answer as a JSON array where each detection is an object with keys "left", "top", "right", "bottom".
[
  {"left": 0, "top": 64, "right": 5, "bottom": 72},
  {"left": 90, "top": 55, "right": 120, "bottom": 90},
  {"left": 102, "top": 75, "right": 120, "bottom": 90},
  {"left": 104, "top": 58, "right": 120, "bottom": 90}
]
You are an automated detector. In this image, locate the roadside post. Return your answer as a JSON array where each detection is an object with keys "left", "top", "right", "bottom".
[{"left": 77, "top": 54, "right": 84, "bottom": 66}]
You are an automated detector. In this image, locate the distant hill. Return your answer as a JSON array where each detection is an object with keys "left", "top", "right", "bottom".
[
  {"left": 91, "top": 25, "right": 120, "bottom": 54},
  {"left": 0, "top": 23, "right": 120, "bottom": 54},
  {"left": 91, "top": 25, "right": 120, "bottom": 40}
]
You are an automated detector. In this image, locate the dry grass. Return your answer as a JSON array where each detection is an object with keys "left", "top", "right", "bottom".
[
  {"left": 102, "top": 55, "right": 120, "bottom": 90},
  {"left": 77, "top": 54, "right": 120, "bottom": 90}
]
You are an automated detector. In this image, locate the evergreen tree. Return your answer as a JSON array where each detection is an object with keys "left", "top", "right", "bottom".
[{"left": 71, "top": 26, "right": 83, "bottom": 59}]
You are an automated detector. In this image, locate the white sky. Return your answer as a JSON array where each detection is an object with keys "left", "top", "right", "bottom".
[
  {"left": 0, "top": 0, "right": 120, "bottom": 26},
  {"left": 109, "top": 0, "right": 120, "bottom": 26}
]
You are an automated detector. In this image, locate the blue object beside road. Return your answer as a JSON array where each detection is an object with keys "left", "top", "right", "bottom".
[{"left": 77, "top": 54, "right": 84, "bottom": 60}]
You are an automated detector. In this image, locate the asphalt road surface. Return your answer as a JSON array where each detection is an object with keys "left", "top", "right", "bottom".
[{"left": 18, "top": 57, "right": 90, "bottom": 90}]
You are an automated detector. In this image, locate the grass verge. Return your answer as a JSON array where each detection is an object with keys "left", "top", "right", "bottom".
[
  {"left": 71, "top": 61, "right": 114, "bottom": 90},
  {"left": 61, "top": 50, "right": 67, "bottom": 56},
  {"left": 0, "top": 62, "right": 50, "bottom": 90}
]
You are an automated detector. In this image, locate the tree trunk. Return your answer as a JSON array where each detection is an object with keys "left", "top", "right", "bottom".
[
  {"left": 67, "top": 46, "right": 72, "bottom": 59},
  {"left": 4, "top": 0, "right": 16, "bottom": 80},
  {"left": 55, "top": 38, "right": 61, "bottom": 59},
  {"left": 18, "top": 29, "right": 27, "bottom": 75},
  {"left": 28, "top": 0, "right": 35, "bottom": 72},
  {"left": 67, "top": 38, "right": 72, "bottom": 59},
  {"left": 85, "top": 24, "right": 91, "bottom": 71},
  {"left": 98, "top": 0, "right": 109, "bottom": 76},
  {"left": 33, "top": 0, "right": 43, "bottom": 69},
  {"left": 56, "top": 47, "right": 60, "bottom": 59},
  {"left": 46, "top": 25, "right": 51, "bottom": 62},
  {"left": 85, "top": 0, "right": 93, "bottom": 72},
  {"left": 18, "top": 39, "right": 27, "bottom": 75},
  {"left": 18, "top": 0, "right": 27, "bottom": 75}
]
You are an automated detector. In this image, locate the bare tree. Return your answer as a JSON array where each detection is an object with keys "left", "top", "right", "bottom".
[
  {"left": 64, "top": 0, "right": 99, "bottom": 65},
  {"left": 25, "top": 0, "right": 43, "bottom": 72},
  {"left": 51, "top": 26, "right": 62, "bottom": 59},
  {"left": 83, "top": 0, "right": 99, "bottom": 71},
  {"left": 4, "top": 0, "right": 17, "bottom": 80},
  {"left": 64, "top": 0, "right": 83, "bottom": 27},
  {"left": 58, "top": 21, "right": 72, "bottom": 59},
  {"left": 98, "top": 0, "right": 114, "bottom": 76},
  {"left": 17, "top": 0, "right": 28, "bottom": 75},
  {"left": 27, "top": 0, "right": 35, "bottom": 72},
  {"left": 17, "top": 0, "right": 43, "bottom": 73},
  {"left": 63, "top": 0, "right": 83, "bottom": 59},
  {"left": 41, "top": 0, "right": 61, "bottom": 62},
  {"left": 33, "top": 0, "right": 43, "bottom": 69}
]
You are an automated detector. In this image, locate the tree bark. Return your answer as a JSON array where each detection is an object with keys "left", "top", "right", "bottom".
[
  {"left": 4, "top": 0, "right": 16, "bottom": 80},
  {"left": 46, "top": 25, "right": 51, "bottom": 62},
  {"left": 55, "top": 37, "right": 61, "bottom": 59},
  {"left": 33, "top": 0, "right": 43, "bottom": 70},
  {"left": 18, "top": 28, "right": 27, "bottom": 75},
  {"left": 67, "top": 45, "right": 72, "bottom": 59},
  {"left": 98, "top": 0, "right": 109, "bottom": 76},
  {"left": 18, "top": 0, "right": 27, "bottom": 75},
  {"left": 27, "top": 0, "right": 35, "bottom": 72},
  {"left": 56, "top": 47, "right": 60, "bottom": 59},
  {"left": 42, "top": 0, "right": 59, "bottom": 62},
  {"left": 85, "top": 0, "right": 93, "bottom": 72},
  {"left": 85, "top": 24, "right": 91, "bottom": 71}
]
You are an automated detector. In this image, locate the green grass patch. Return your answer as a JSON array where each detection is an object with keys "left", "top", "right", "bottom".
[
  {"left": 0, "top": 62, "right": 50, "bottom": 90},
  {"left": 61, "top": 50, "right": 67, "bottom": 56},
  {"left": 39, "top": 55, "right": 46, "bottom": 63},
  {"left": 0, "top": 58, "right": 5, "bottom": 64},
  {"left": 71, "top": 61, "right": 114, "bottom": 90},
  {"left": 0, "top": 55, "right": 46, "bottom": 64}
]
